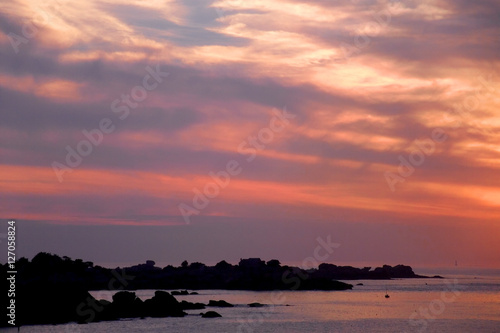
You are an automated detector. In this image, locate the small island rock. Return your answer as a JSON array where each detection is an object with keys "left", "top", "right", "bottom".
[{"left": 201, "top": 311, "right": 222, "bottom": 318}]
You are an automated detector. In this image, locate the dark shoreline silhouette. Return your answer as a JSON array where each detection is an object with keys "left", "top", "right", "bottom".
[{"left": 1, "top": 252, "right": 442, "bottom": 327}]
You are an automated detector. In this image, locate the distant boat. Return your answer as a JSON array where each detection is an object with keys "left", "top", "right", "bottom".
[{"left": 385, "top": 288, "right": 390, "bottom": 298}]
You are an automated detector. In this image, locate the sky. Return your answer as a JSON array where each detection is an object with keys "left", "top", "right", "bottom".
[{"left": 0, "top": 0, "right": 499, "bottom": 269}]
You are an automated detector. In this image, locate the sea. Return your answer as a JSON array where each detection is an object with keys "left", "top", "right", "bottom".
[{"left": 4, "top": 268, "right": 499, "bottom": 333}]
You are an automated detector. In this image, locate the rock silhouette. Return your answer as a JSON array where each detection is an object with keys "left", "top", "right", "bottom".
[
  {"left": 201, "top": 311, "right": 222, "bottom": 318},
  {"left": 248, "top": 302, "right": 265, "bottom": 307},
  {"left": 208, "top": 300, "right": 234, "bottom": 307},
  {"left": 1, "top": 252, "right": 439, "bottom": 327},
  {"left": 180, "top": 300, "right": 206, "bottom": 310},
  {"left": 142, "top": 291, "right": 186, "bottom": 318}
]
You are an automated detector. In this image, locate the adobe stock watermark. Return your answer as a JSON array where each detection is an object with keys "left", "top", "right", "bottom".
[
  {"left": 385, "top": 75, "right": 496, "bottom": 192},
  {"left": 75, "top": 269, "right": 135, "bottom": 324},
  {"left": 281, "top": 235, "right": 341, "bottom": 289},
  {"left": 236, "top": 235, "right": 340, "bottom": 333},
  {"left": 178, "top": 107, "right": 296, "bottom": 224},
  {"left": 340, "top": 0, "right": 400, "bottom": 61},
  {"left": 8, "top": 0, "right": 65, "bottom": 54},
  {"left": 51, "top": 64, "right": 169, "bottom": 182},
  {"left": 442, "top": 75, "right": 496, "bottom": 136},
  {"left": 384, "top": 129, "right": 447, "bottom": 192},
  {"left": 406, "top": 278, "right": 466, "bottom": 332},
  {"left": 214, "top": 0, "right": 243, "bottom": 19}
]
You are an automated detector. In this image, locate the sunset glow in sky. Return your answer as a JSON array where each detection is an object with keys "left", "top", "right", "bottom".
[{"left": 1, "top": 0, "right": 499, "bottom": 268}]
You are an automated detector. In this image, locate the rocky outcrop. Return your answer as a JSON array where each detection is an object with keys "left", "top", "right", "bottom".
[
  {"left": 248, "top": 302, "right": 265, "bottom": 307},
  {"left": 208, "top": 300, "right": 234, "bottom": 307},
  {"left": 314, "top": 263, "right": 428, "bottom": 280},
  {"left": 180, "top": 300, "right": 206, "bottom": 310},
  {"left": 143, "top": 291, "right": 186, "bottom": 317},
  {"left": 1, "top": 252, "right": 439, "bottom": 327},
  {"left": 15, "top": 282, "right": 94, "bottom": 325},
  {"left": 201, "top": 311, "right": 222, "bottom": 318}
]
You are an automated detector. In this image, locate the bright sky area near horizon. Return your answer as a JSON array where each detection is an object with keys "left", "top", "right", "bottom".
[{"left": 0, "top": 0, "right": 499, "bottom": 268}]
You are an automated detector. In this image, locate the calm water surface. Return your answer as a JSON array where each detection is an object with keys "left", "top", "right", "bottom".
[{"left": 6, "top": 269, "right": 500, "bottom": 333}]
